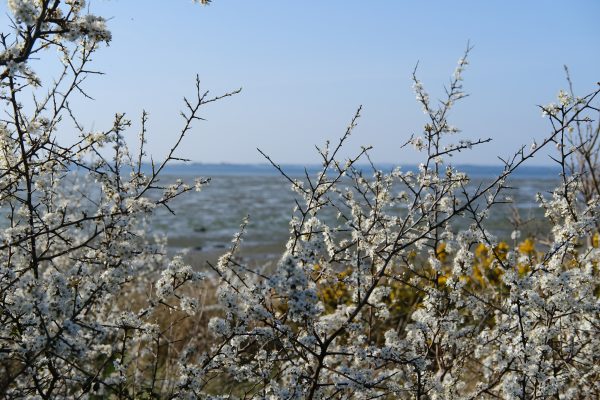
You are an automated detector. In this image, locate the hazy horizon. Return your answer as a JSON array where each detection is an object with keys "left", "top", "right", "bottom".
[{"left": 152, "top": 161, "right": 563, "bottom": 179}]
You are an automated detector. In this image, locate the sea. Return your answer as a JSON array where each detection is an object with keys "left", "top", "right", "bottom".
[{"left": 152, "top": 163, "right": 561, "bottom": 256}]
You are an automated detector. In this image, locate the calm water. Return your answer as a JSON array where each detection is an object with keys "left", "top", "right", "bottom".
[{"left": 152, "top": 164, "right": 561, "bottom": 253}]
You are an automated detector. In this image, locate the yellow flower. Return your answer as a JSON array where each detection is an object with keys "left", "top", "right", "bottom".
[
  {"left": 474, "top": 243, "right": 488, "bottom": 260},
  {"left": 437, "top": 274, "right": 447, "bottom": 286},
  {"left": 518, "top": 264, "right": 530, "bottom": 275},
  {"left": 436, "top": 242, "right": 448, "bottom": 262},
  {"left": 494, "top": 242, "right": 510, "bottom": 261},
  {"left": 518, "top": 238, "right": 535, "bottom": 255}
]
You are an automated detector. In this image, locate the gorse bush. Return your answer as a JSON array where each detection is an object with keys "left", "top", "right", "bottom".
[{"left": 1, "top": 1, "right": 600, "bottom": 399}]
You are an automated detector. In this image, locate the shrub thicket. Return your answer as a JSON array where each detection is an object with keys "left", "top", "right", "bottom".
[{"left": 1, "top": 2, "right": 599, "bottom": 399}]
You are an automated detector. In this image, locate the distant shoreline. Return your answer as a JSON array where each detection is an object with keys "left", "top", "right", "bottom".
[{"left": 144, "top": 162, "right": 563, "bottom": 179}]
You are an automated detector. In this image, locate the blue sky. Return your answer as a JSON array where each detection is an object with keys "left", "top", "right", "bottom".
[{"left": 5, "top": 1, "right": 600, "bottom": 165}]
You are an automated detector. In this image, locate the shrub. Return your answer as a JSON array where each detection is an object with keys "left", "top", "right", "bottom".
[
  {"left": 1, "top": 2, "right": 599, "bottom": 399},
  {"left": 196, "top": 51, "right": 600, "bottom": 399},
  {"left": 0, "top": 1, "right": 236, "bottom": 397}
]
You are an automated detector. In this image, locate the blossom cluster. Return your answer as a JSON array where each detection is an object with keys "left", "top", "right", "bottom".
[
  {"left": 1, "top": 2, "right": 600, "bottom": 399},
  {"left": 182, "top": 51, "right": 600, "bottom": 399},
  {"left": 0, "top": 1, "right": 228, "bottom": 397}
]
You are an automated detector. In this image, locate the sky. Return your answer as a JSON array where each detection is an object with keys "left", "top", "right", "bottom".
[{"left": 3, "top": 0, "right": 600, "bottom": 165}]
